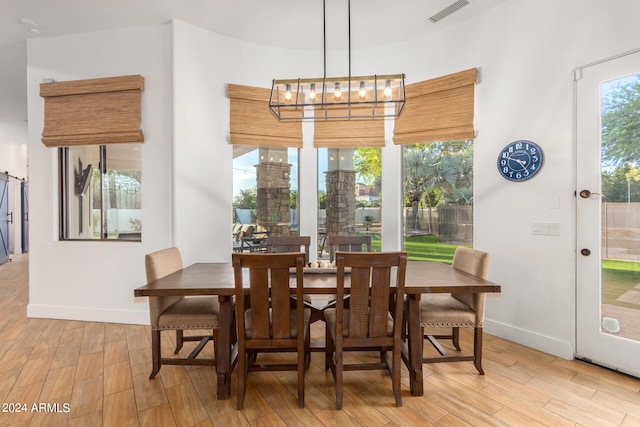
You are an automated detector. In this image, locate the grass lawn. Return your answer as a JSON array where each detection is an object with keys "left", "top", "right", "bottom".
[
  {"left": 368, "top": 233, "right": 461, "bottom": 263},
  {"left": 602, "top": 259, "right": 640, "bottom": 309}
]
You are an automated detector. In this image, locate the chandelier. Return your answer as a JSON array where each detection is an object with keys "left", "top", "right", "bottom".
[{"left": 269, "top": 0, "right": 406, "bottom": 121}]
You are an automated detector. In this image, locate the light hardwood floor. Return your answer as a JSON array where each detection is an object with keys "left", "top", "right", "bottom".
[{"left": 1, "top": 254, "right": 640, "bottom": 426}]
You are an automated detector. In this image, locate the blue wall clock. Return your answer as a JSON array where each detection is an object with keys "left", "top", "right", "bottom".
[{"left": 497, "top": 140, "right": 544, "bottom": 182}]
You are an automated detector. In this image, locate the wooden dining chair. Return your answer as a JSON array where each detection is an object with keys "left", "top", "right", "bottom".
[
  {"left": 324, "top": 251, "right": 408, "bottom": 409},
  {"left": 145, "top": 247, "right": 220, "bottom": 379},
  {"left": 419, "top": 246, "right": 489, "bottom": 374},
  {"left": 327, "top": 234, "right": 372, "bottom": 262},
  {"left": 265, "top": 235, "right": 311, "bottom": 264},
  {"left": 232, "top": 252, "right": 310, "bottom": 409},
  {"left": 265, "top": 236, "right": 312, "bottom": 310}
]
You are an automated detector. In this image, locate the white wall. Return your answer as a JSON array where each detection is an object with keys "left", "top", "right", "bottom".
[
  {"left": 374, "top": 0, "right": 640, "bottom": 358},
  {"left": 24, "top": 0, "right": 640, "bottom": 360},
  {"left": 26, "top": 25, "right": 173, "bottom": 323}
]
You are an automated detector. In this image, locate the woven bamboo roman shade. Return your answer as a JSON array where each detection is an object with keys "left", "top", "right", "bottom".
[
  {"left": 228, "top": 84, "right": 302, "bottom": 148},
  {"left": 393, "top": 68, "right": 477, "bottom": 145},
  {"left": 314, "top": 101, "right": 385, "bottom": 148},
  {"left": 40, "top": 75, "right": 144, "bottom": 147}
]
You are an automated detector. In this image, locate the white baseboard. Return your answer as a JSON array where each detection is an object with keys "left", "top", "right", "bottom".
[
  {"left": 484, "top": 318, "right": 574, "bottom": 360},
  {"left": 27, "top": 303, "right": 149, "bottom": 325}
]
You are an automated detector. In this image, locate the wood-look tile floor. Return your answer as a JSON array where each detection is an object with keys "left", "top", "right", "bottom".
[{"left": 2, "top": 254, "right": 640, "bottom": 426}]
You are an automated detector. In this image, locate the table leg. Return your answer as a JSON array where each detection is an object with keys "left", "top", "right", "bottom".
[
  {"left": 406, "top": 294, "right": 423, "bottom": 396},
  {"left": 216, "top": 295, "right": 236, "bottom": 399}
]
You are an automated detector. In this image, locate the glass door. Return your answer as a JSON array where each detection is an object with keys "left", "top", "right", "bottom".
[
  {"left": 576, "top": 49, "right": 640, "bottom": 377},
  {"left": 0, "top": 173, "right": 9, "bottom": 265}
]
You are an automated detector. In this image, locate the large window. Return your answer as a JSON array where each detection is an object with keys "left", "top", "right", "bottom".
[
  {"left": 59, "top": 144, "right": 142, "bottom": 240},
  {"left": 317, "top": 147, "right": 382, "bottom": 259},
  {"left": 232, "top": 145, "right": 299, "bottom": 250},
  {"left": 402, "top": 141, "right": 473, "bottom": 262}
]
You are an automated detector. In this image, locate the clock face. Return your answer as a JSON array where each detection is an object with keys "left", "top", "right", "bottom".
[{"left": 497, "top": 140, "right": 544, "bottom": 182}]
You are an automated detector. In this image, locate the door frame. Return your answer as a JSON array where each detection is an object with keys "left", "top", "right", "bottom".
[{"left": 574, "top": 47, "right": 640, "bottom": 377}]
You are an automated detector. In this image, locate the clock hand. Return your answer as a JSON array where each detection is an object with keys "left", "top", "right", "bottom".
[{"left": 509, "top": 157, "right": 526, "bottom": 167}]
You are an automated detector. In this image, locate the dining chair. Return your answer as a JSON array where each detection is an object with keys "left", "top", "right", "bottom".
[
  {"left": 145, "top": 247, "right": 220, "bottom": 379},
  {"left": 265, "top": 235, "right": 311, "bottom": 264},
  {"left": 232, "top": 252, "right": 310, "bottom": 409},
  {"left": 265, "top": 236, "right": 312, "bottom": 310},
  {"left": 327, "top": 234, "right": 372, "bottom": 262},
  {"left": 324, "top": 251, "right": 408, "bottom": 409},
  {"left": 419, "top": 246, "right": 489, "bottom": 374}
]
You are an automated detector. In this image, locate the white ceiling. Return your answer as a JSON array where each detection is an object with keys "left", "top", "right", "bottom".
[{"left": 0, "top": 0, "right": 508, "bottom": 145}]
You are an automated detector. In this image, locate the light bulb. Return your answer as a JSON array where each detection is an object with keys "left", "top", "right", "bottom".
[
  {"left": 334, "top": 82, "right": 341, "bottom": 100},
  {"left": 285, "top": 84, "right": 292, "bottom": 101},
  {"left": 384, "top": 80, "right": 392, "bottom": 98},
  {"left": 309, "top": 83, "right": 316, "bottom": 101},
  {"left": 359, "top": 81, "right": 366, "bottom": 99}
]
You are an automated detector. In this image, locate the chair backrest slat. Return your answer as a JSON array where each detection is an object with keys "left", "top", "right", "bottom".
[
  {"left": 369, "top": 266, "right": 392, "bottom": 337},
  {"left": 270, "top": 267, "right": 293, "bottom": 339},
  {"left": 248, "top": 267, "right": 271, "bottom": 339}
]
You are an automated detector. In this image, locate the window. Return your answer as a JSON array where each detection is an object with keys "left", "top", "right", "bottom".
[
  {"left": 317, "top": 147, "right": 382, "bottom": 259},
  {"left": 232, "top": 145, "right": 299, "bottom": 250},
  {"left": 59, "top": 144, "right": 142, "bottom": 240},
  {"left": 402, "top": 140, "right": 473, "bottom": 262}
]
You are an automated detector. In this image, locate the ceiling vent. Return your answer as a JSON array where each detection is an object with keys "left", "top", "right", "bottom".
[{"left": 429, "top": 0, "right": 471, "bottom": 23}]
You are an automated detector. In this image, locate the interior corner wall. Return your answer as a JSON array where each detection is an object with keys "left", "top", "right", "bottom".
[
  {"left": 171, "top": 21, "right": 234, "bottom": 265},
  {"left": 26, "top": 24, "right": 174, "bottom": 324}
]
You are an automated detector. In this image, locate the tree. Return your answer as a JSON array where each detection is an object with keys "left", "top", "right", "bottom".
[
  {"left": 402, "top": 141, "right": 474, "bottom": 232},
  {"left": 233, "top": 188, "right": 257, "bottom": 209},
  {"left": 318, "top": 191, "right": 326, "bottom": 209},
  {"left": 601, "top": 76, "right": 640, "bottom": 168},
  {"left": 602, "top": 165, "right": 640, "bottom": 202},
  {"left": 353, "top": 147, "right": 381, "bottom": 185},
  {"left": 403, "top": 149, "right": 439, "bottom": 230}
]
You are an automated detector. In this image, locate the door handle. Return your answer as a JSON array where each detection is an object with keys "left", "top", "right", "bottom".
[
  {"left": 581, "top": 248, "right": 591, "bottom": 256},
  {"left": 7, "top": 212, "right": 13, "bottom": 224},
  {"left": 579, "top": 189, "right": 601, "bottom": 199}
]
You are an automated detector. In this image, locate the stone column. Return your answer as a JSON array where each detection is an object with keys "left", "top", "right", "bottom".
[
  {"left": 324, "top": 148, "right": 356, "bottom": 235},
  {"left": 255, "top": 147, "right": 291, "bottom": 236}
]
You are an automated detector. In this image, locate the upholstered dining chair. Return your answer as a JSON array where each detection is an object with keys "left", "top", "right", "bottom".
[
  {"left": 419, "top": 246, "right": 489, "bottom": 374},
  {"left": 232, "top": 252, "right": 310, "bottom": 409},
  {"left": 325, "top": 251, "right": 408, "bottom": 409},
  {"left": 327, "top": 234, "right": 372, "bottom": 263},
  {"left": 145, "top": 247, "right": 220, "bottom": 379}
]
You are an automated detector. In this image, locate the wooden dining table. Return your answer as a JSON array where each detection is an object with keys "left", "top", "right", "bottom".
[{"left": 134, "top": 261, "right": 501, "bottom": 400}]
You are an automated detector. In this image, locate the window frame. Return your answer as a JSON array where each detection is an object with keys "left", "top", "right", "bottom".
[{"left": 59, "top": 145, "right": 142, "bottom": 241}]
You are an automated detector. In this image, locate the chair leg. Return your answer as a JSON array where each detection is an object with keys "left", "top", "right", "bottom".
[
  {"left": 474, "top": 327, "right": 485, "bottom": 375},
  {"left": 325, "top": 321, "right": 331, "bottom": 370},
  {"left": 392, "top": 345, "right": 402, "bottom": 407},
  {"left": 335, "top": 343, "right": 343, "bottom": 410},
  {"left": 452, "top": 327, "right": 461, "bottom": 351},
  {"left": 298, "top": 347, "right": 305, "bottom": 408},
  {"left": 212, "top": 329, "right": 219, "bottom": 360},
  {"left": 175, "top": 329, "right": 184, "bottom": 354},
  {"left": 305, "top": 324, "right": 311, "bottom": 369},
  {"left": 150, "top": 330, "right": 161, "bottom": 379},
  {"left": 237, "top": 351, "right": 247, "bottom": 410}
]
